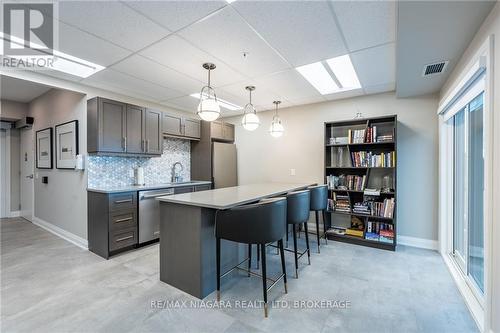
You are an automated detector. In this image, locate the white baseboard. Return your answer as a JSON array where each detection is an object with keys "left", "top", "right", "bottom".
[
  {"left": 32, "top": 216, "right": 88, "bottom": 250},
  {"left": 398, "top": 235, "right": 439, "bottom": 250},
  {"left": 9, "top": 210, "right": 21, "bottom": 217}
]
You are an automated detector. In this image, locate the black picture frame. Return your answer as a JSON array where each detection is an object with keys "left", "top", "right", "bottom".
[
  {"left": 36, "top": 127, "right": 53, "bottom": 169},
  {"left": 55, "top": 120, "right": 79, "bottom": 170}
]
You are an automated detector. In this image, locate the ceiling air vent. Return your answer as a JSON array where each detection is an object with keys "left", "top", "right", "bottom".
[{"left": 422, "top": 61, "right": 449, "bottom": 77}]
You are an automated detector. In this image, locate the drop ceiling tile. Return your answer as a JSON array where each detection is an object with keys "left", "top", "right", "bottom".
[
  {"left": 124, "top": 0, "right": 227, "bottom": 31},
  {"left": 140, "top": 35, "right": 247, "bottom": 87},
  {"left": 364, "top": 82, "right": 396, "bottom": 95},
  {"left": 288, "top": 95, "right": 327, "bottom": 106},
  {"left": 58, "top": 1, "right": 170, "bottom": 51},
  {"left": 219, "top": 83, "right": 280, "bottom": 109},
  {"left": 111, "top": 55, "right": 201, "bottom": 96},
  {"left": 57, "top": 22, "right": 131, "bottom": 67},
  {"left": 253, "top": 70, "right": 321, "bottom": 101},
  {"left": 332, "top": 0, "right": 396, "bottom": 52},
  {"left": 351, "top": 43, "right": 395, "bottom": 88},
  {"left": 233, "top": 1, "right": 346, "bottom": 66},
  {"left": 159, "top": 96, "right": 198, "bottom": 114},
  {"left": 178, "top": 6, "right": 290, "bottom": 77},
  {"left": 81, "top": 69, "right": 181, "bottom": 101},
  {"left": 324, "top": 88, "right": 364, "bottom": 101}
]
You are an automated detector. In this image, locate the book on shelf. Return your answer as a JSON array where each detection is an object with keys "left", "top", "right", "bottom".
[
  {"left": 364, "top": 126, "right": 377, "bottom": 143},
  {"left": 345, "top": 216, "right": 364, "bottom": 238},
  {"left": 346, "top": 175, "right": 366, "bottom": 191},
  {"left": 328, "top": 136, "right": 349, "bottom": 145},
  {"left": 327, "top": 174, "right": 366, "bottom": 191},
  {"left": 363, "top": 188, "right": 381, "bottom": 196},
  {"left": 377, "top": 135, "right": 394, "bottom": 143},
  {"left": 350, "top": 151, "right": 396, "bottom": 167},
  {"left": 328, "top": 226, "right": 347, "bottom": 236},
  {"left": 365, "top": 221, "right": 394, "bottom": 243},
  {"left": 332, "top": 193, "right": 351, "bottom": 213},
  {"left": 352, "top": 201, "right": 370, "bottom": 215},
  {"left": 348, "top": 129, "right": 366, "bottom": 144},
  {"left": 368, "top": 198, "right": 395, "bottom": 218}
]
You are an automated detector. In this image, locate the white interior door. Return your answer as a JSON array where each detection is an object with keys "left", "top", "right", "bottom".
[
  {"left": 20, "top": 128, "right": 33, "bottom": 222},
  {"left": 0, "top": 128, "right": 8, "bottom": 218}
]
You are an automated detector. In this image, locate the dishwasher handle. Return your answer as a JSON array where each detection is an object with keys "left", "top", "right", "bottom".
[{"left": 140, "top": 191, "right": 174, "bottom": 199}]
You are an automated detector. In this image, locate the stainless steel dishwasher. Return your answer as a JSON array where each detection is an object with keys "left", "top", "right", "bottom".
[{"left": 138, "top": 188, "right": 174, "bottom": 243}]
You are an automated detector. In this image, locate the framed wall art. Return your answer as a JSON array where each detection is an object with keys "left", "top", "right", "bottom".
[
  {"left": 36, "top": 127, "right": 53, "bottom": 169},
  {"left": 55, "top": 120, "right": 79, "bottom": 169}
]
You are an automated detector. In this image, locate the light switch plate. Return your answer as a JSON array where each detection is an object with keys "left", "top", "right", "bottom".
[{"left": 290, "top": 168, "right": 296, "bottom": 176}]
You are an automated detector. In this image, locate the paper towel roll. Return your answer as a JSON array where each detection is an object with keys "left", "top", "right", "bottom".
[{"left": 134, "top": 167, "right": 145, "bottom": 185}]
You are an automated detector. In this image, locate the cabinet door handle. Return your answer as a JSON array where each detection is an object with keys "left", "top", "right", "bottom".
[
  {"left": 122, "top": 137, "right": 127, "bottom": 151},
  {"left": 115, "top": 217, "right": 133, "bottom": 223},
  {"left": 147, "top": 139, "right": 150, "bottom": 152},
  {"left": 114, "top": 199, "right": 132, "bottom": 204},
  {"left": 116, "top": 235, "right": 133, "bottom": 242}
]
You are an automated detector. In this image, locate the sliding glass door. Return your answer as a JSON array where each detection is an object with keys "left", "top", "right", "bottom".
[{"left": 452, "top": 92, "right": 484, "bottom": 294}]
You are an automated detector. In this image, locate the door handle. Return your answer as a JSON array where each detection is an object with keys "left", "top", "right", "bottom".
[
  {"left": 114, "top": 199, "right": 132, "bottom": 204},
  {"left": 25, "top": 174, "right": 33, "bottom": 179},
  {"left": 116, "top": 235, "right": 133, "bottom": 242},
  {"left": 115, "top": 217, "right": 133, "bottom": 223},
  {"left": 146, "top": 140, "right": 150, "bottom": 152}
]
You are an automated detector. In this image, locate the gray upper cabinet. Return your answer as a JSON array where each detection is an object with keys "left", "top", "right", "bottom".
[
  {"left": 145, "top": 109, "right": 162, "bottom": 154},
  {"left": 223, "top": 122, "right": 235, "bottom": 142},
  {"left": 210, "top": 121, "right": 224, "bottom": 140},
  {"left": 88, "top": 97, "right": 161, "bottom": 156},
  {"left": 88, "top": 97, "right": 127, "bottom": 153},
  {"left": 126, "top": 104, "right": 145, "bottom": 154},
  {"left": 162, "top": 113, "right": 182, "bottom": 137},
  {"left": 183, "top": 117, "right": 201, "bottom": 139}
]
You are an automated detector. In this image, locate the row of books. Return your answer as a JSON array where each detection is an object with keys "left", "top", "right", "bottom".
[
  {"left": 371, "top": 198, "right": 395, "bottom": 218},
  {"left": 332, "top": 193, "right": 350, "bottom": 213},
  {"left": 377, "top": 135, "right": 393, "bottom": 142},
  {"left": 348, "top": 129, "right": 366, "bottom": 144},
  {"left": 352, "top": 202, "right": 370, "bottom": 214},
  {"left": 351, "top": 151, "right": 396, "bottom": 167},
  {"left": 365, "top": 221, "right": 394, "bottom": 243}
]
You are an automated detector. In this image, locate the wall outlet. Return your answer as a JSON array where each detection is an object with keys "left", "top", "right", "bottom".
[
  {"left": 290, "top": 168, "right": 296, "bottom": 176},
  {"left": 129, "top": 169, "right": 134, "bottom": 178}
]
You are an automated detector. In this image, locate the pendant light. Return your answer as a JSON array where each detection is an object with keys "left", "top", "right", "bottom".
[
  {"left": 269, "top": 101, "right": 284, "bottom": 138},
  {"left": 241, "top": 86, "right": 260, "bottom": 131},
  {"left": 197, "top": 63, "right": 220, "bottom": 122}
]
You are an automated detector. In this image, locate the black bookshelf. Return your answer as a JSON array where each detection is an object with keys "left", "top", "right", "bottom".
[{"left": 324, "top": 115, "right": 397, "bottom": 251}]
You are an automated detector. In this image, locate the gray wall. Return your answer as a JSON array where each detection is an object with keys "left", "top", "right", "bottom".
[
  {"left": 28, "top": 89, "right": 88, "bottom": 240},
  {"left": 226, "top": 92, "right": 439, "bottom": 242},
  {"left": 0, "top": 99, "right": 29, "bottom": 121},
  {"left": 440, "top": 3, "right": 499, "bottom": 331}
]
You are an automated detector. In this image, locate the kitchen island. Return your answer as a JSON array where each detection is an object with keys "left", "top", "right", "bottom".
[{"left": 157, "top": 182, "right": 315, "bottom": 298}]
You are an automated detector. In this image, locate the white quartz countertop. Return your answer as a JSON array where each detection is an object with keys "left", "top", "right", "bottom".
[
  {"left": 87, "top": 181, "right": 212, "bottom": 194},
  {"left": 156, "top": 182, "right": 316, "bottom": 210}
]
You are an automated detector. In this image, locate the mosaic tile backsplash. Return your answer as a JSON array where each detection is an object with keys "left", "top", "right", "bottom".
[{"left": 87, "top": 138, "right": 191, "bottom": 188}]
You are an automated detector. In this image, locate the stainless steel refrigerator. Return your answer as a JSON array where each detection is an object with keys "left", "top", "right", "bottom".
[{"left": 212, "top": 142, "right": 237, "bottom": 188}]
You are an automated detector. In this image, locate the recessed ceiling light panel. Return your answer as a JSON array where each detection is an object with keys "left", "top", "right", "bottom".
[
  {"left": 326, "top": 55, "right": 361, "bottom": 90},
  {"left": 190, "top": 93, "right": 241, "bottom": 111},
  {"left": 296, "top": 62, "right": 339, "bottom": 95}
]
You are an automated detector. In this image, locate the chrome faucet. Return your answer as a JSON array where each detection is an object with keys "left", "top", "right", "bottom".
[{"left": 171, "top": 162, "right": 184, "bottom": 183}]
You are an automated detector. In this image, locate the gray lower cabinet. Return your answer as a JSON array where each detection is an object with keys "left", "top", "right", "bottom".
[
  {"left": 88, "top": 191, "right": 138, "bottom": 259},
  {"left": 194, "top": 184, "right": 211, "bottom": 192},
  {"left": 88, "top": 97, "right": 162, "bottom": 156}
]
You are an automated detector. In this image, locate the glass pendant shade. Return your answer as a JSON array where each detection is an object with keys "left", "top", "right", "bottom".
[
  {"left": 241, "top": 86, "right": 260, "bottom": 131},
  {"left": 197, "top": 87, "right": 220, "bottom": 121},
  {"left": 269, "top": 100, "right": 284, "bottom": 137},
  {"left": 197, "top": 63, "right": 220, "bottom": 122},
  {"left": 269, "top": 116, "right": 284, "bottom": 137}
]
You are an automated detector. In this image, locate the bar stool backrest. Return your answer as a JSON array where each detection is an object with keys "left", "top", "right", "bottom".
[
  {"left": 215, "top": 198, "right": 287, "bottom": 244},
  {"left": 308, "top": 184, "right": 328, "bottom": 211},
  {"left": 286, "top": 190, "right": 311, "bottom": 225}
]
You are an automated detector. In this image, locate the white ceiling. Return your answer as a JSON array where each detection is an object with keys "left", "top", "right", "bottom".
[
  {"left": 8, "top": 0, "right": 397, "bottom": 116},
  {"left": 6, "top": 1, "right": 493, "bottom": 116},
  {"left": 0, "top": 76, "right": 52, "bottom": 103},
  {"left": 396, "top": 1, "right": 495, "bottom": 98}
]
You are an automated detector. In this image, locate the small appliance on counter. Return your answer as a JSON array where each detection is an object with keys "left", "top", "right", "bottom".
[{"left": 134, "top": 167, "right": 145, "bottom": 186}]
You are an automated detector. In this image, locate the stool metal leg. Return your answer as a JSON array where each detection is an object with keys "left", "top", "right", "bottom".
[
  {"left": 303, "top": 222, "right": 311, "bottom": 265},
  {"left": 260, "top": 243, "right": 268, "bottom": 318},
  {"left": 315, "top": 211, "right": 321, "bottom": 253},
  {"left": 292, "top": 224, "right": 299, "bottom": 278},
  {"left": 322, "top": 210, "right": 328, "bottom": 245},
  {"left": 256, "top": 244, "right": 260, "bottom": 269},
  {"left": 286, "top": 224, "right": 289, "bottom": 247},
  {"left": 216, "top": 237, "right": 221, "bottom": 301},
  {"left": 248, "top": 244, "right": 252, "bottom": 277},
  {"left": 278, "top": 239, "right": 288, "bottom": 294}
]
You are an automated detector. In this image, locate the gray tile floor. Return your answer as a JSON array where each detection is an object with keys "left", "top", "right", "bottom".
[{"left": 1, "top": 217, "right": 477, "bottom": 333}]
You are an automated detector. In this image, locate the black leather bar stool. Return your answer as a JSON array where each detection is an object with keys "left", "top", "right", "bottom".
[
  {"left": 215, "top": 198, "right": 287, "bottom": 318},
  {"left": 309, "top": 184, "right": 328, "bottom": 253},
  {"left": 286, "top": 190, "right": 311, "bottom": 278}
]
